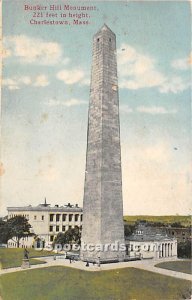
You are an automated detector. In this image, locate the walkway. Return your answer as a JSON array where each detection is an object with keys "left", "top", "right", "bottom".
[{"left": 0, "top": 256, "right": 191, "bottom": 281}]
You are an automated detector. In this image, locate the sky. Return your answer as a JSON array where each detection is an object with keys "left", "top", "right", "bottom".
[{"left": 1, "top": 0, "right": 191, "bottom": 216}]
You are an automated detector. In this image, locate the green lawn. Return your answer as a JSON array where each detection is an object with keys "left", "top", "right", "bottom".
[
  {"left": 124, "top": 215, "right": 191, "bottom": 227},
  {"left": 155, "top": 260, "right": 192, "bottom": 275},
  {"left": 0, "top": 248, "right": 54, "bottom": 269},
  {"left": 0, "top": 266, "right": 191, "bottom": 300}
]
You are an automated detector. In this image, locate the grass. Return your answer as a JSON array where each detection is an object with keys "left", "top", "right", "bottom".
[
  {"left": 155, "top": 260, "right": 192, "bottom": 275},
  {"left": 124, "top": 215, "right": 191, "bottom": 227},
  {"left": 0, "top": 266, "right": 191, "bottom": 300},
  {"left": 0, "top": 248, "right": 55, "bottom": 269}
]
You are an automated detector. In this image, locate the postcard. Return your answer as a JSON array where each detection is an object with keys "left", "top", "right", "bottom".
[{"left": 0, "top": 1, "right": 191, "bottom": 299}]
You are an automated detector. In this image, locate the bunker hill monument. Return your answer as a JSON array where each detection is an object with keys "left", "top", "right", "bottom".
[{"left": 80, "top": 24, "right": 125, "bottom": 263}]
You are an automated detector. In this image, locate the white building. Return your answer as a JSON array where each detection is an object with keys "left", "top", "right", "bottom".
[
  {"left": 125, "top": 223, "right": 177, "bottom": 259},
  {"left": 7, "top": 200, "right": 83, "bottom": 248},
  {"left": 7, "top": 204, "right": 178, "bottom": 260}
]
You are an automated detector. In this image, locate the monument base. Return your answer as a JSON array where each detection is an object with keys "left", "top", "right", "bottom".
[
  {"left": 80, "top": 257, "right": 125, "bottom": 264},
  {"left": 21, "top": 258, "right": 30, "bottom": 269},
  {"left": 80, "top": 251, "right": 125, "bottom": 264}
]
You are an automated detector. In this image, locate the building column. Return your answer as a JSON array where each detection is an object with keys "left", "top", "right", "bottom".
[
  {"left": 162, "top": 243, "right": 164, "bottom": 257},
  {"left": 165, "top": 243, "right": 167, "bottom": 257},
  {"left": 158, "top": 245, "right": 161, "bottom": 258}
]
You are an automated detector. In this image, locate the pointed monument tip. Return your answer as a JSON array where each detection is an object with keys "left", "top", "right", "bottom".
[
  {"left": 101, "top": 23, "right": 110, "bottom": 30},
  {"left": 101, "top": 23, "right": 113, "bottom": 32},
  {"left": 95, "top": 24, "right": 115, "bottom": 36}
]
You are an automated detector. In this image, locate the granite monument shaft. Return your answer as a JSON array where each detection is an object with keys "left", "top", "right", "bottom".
[{"left": 80, "top": 25, "right": 125, "bottom": 263}]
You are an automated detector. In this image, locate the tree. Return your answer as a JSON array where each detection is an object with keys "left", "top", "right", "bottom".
[
  {"left": 149, "top": 222, "right": 166, "bottom": 227},
  {"left": 171, "top": 222, "right": 184, "bottom": 228},
  {"left": 177, "top": 240, "right": 191, "bottom": 258},
  {"left": 5, "top": 216, "right": 32, "bottom": 248},
  {"left": 65, "top": 226, "right": 81, "bottom": 245},
  {"left": 0, "top": 219, "right": 10, "bottom": 244},
  {"left": 54, "top": 226, "right": 81, "bottom": 249},
  {"left": 53, "top": 232, "right": 67, "bottom": 247},
  {"left": 124, "top": 224, "right": 135, "bottom": 237}
]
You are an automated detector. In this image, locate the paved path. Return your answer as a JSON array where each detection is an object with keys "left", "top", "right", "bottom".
[
  {"left": 0, "top": 256, "right": 191, "bottom": 282},
  {"left": 116, "top": 259, "right": 192, "bottom": 281}
]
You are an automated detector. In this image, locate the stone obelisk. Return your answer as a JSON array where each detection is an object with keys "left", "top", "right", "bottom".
[{"left": 80, "top": 24, "right": 125, "bottom": 263}]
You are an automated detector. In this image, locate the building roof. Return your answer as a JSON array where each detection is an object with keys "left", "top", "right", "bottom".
[
  {"left": 7, "top": 203, "right": 83, "bottom": 213},
  {"left": 126, "top": 233, "right": 176, "bottom": 242}
]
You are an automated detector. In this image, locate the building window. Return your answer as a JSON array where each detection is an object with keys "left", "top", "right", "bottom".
[
  {"left": 62, "top": 214, "right": 67, "bottom": 222},
  {"left": 80, "top": 215, "right": 83, "bottom": 222},
  {"left": 49, "top": 226, "right": 53, "bottom": 232},
  {"left": 56, "top": 214, "right": 60, "bottom": 222},
  {"left": 75, "top": 215, "right": 79, "bottom": 222},
  {"left": 69, "top": 226, "right": 72, "bottom": 230},
  {"left": 69, "top": 214, "right": 73, "bottom": 222},
  {"left": 50, "top": 235, "right": 54, "bottom": 242},
  {"left": 34, "top": 215, "right": 37, "bottom": 220},
  {"left": 56, "top": 225, "right": 59, "bottom": 232},
  {"left": 50, "top": 214, "right": 54, "bottom": 222},
  {"left": 42, "top": 216, "right": 44, "bottom": 221},
  {"left": 62, "top": 226, "right": 65, "bottom": 232},
  {"left": 97, "top": 38, "right": 99, "bottom": 42},
  {"left": 131, "top": 245, "right": 133, "bottom": 251}
]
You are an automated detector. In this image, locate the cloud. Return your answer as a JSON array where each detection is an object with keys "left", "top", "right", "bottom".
[
  {"left": 137, "top": 142, "right": 171, "bottom": 163},
  {"left": 57, "top": 70, "right": 84, "bottom": 84},
  {"left": 81, "top": 78, "right": 90, "bottom": 86},
  {"left": 56, "top": 69, "right": 88, "bottom": 85},
  {"left": 45, "top": 98, "right": 87, "bottom": 107},
  {"left": 121, "top": 141, "right": 191, "bottom": 215},
  {"left": 2, "top": 78, "right": 19, "bottom": 90},
  {"left": 159, "top": 76, "right": 190, "bottom": 94},
  {"left": 171, "top": 53, "right": 191, "bottom": 70},
  {"left": 33, "top": 75, "right": 49, "bottom": 87},
  {"left": 117, "top": 43, "right": 190, "bottom": 94},
  {"left": 117, "top": 44, "right": 165, "bottom": 89},
  {"left": 2, "top": 76, "right": 31, "bottom": 90},
  {"left": 120, "top": 104, "right": 177, "bottom": 115},
  {"left": 63, "top": 98, "right": 87, "bottom": 107},
  {"left": 3, "top": 35, "right": 64, "bottom": 65},
  {"left": 2, "top": 48, "right": 12, "bottom": 58},
  {"left": 136, "top": 106, "right": 177, "bottom": 115},
  {"left": 120, "top": 104, "right": 133, "bottom": 114},
  {"left": 0, "top": 162, "right": 5, "bottom": 176},
  {"left": 62, "top": 57, "right": 71, "bottom": 65},
  {"left": 2, "top": 74, "right": 49, "bottom": 90},
  {"left": 36, "top": 154, "right": 59, "bottom": 182}
]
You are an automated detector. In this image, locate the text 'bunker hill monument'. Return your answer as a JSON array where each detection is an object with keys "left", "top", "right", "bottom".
[{"left": 80, "top": 24, "right": 125, "bottom": 263}]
